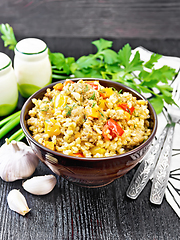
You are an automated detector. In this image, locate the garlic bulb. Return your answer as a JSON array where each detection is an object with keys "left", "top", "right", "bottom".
[
  {"left": 22, "top": 175, "right": 57, "bottom": 195},
  {"left": 0, "top": 140, "right": 39, "bottom": 182},
  {"left": 7, "top": 189, "right": 30, "bottom": 216}
]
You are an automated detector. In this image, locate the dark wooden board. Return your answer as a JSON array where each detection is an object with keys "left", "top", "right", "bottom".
[
  {"left": 0, "top": 157, "right": 180, "bottom": 239},
  {"left": 1, "top": 0, "right": 180, "bottom": 39}
]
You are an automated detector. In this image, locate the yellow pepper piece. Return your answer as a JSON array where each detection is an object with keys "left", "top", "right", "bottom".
[
  {"left": 99, "top": 88, "right": 114, "bottom": 99},
  {"left": 44, "top": 141, "right": 55, "bottom": 151},
  {"left": 99, "top": 99, "right": 107, "bottom": 110},
  {"left": 54, "top": 94, "right": 67, "bottom": 109},
  {"left": 85, "top": 106, "right": 100, "bottom": 118},
  {"left": 44, "top": 119, "right": 60, "bottom": 137},
  {"left": 91, "top": 146, "right": 106, "bottom": 155},
  {"left": 74, "top": 132, "right": 81, "bottom": 139},
  {"left": 53, "top": 82, "right": 63, "bottom": 91}
]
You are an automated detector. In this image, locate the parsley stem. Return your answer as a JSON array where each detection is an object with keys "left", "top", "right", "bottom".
[
  {"left": 52, "top": 69, "right": 69, "bottom": 74},
  {"left": 52, "top": 74, "right": 69, "bottom": 79}
]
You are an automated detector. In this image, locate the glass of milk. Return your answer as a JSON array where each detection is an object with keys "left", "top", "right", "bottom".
[
  {"left": 0, "top": 52, "right": 18, "bottom": 116},
  {"left": 14, "top": 38, "right": 52, "bottom": 98}
]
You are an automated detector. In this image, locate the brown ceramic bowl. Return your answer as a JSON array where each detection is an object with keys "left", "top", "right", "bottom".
[{"left": 20, "top": 78, "right": 157, "bottom": 188}]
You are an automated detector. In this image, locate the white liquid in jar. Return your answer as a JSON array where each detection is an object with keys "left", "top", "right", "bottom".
[
  {"left": 0, "top": 52, "right": 18, "bottom": 116},
  {"left": 14, "top": 38, "right": 52, "bottom": 98}
]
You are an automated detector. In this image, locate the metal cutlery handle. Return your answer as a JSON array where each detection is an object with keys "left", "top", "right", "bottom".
[
  {"left": 126, "top": 124, "right": 169, "bottom": 199},
  {"left": 150, "top": 123, "right": 175, "bottom": 205}
]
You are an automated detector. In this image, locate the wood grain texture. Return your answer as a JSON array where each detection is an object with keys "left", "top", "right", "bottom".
[
  {"left": 0, "top": 0, "right": 180, "bottom": 39},
  {"left": 0, "top": 161, "right": 180, "bottom": 240}
]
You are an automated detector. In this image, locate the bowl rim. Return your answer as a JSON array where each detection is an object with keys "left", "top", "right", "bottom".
[{"left": 20, "top": 78, "right": 158, "bottom": 162}]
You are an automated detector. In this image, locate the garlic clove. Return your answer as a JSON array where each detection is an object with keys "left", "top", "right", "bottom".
[
  {"left": 7, "top": 189, "right": 30, "bottom": 216},
  {"left": 0, "top": 140, "right": 39, "bottom": 182},
  {"left": 22, "top": 175, "right": 57, "bottom": 195}
]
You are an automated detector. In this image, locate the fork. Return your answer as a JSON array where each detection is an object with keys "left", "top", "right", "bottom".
[
  {"left": 126, "top": 78, "right": 180, "bottom": 201},
  {"left": 150, "top": 79, "right": 180, "bottom": 204},
  {"left": 126, "top": 124, "right": 169, "bottom": 199}
]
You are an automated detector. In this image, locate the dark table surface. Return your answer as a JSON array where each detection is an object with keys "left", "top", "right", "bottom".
[{"left": 0, "top": 38, "right": 180, "bottom": 240}]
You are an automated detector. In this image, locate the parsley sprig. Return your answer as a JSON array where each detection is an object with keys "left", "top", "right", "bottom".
[
  {"left": 0, "top": 24, "right": 178, "bottom": 114},
  {"left": 49, "top": 39, "right": 177, "bottom": 114},
  {"left": 0, "top": 23, "right": 17, "bottom": 50}
]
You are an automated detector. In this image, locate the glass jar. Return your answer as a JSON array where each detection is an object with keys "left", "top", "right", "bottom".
[
  {"left": 0, "top": 52, "right": 18, "bottom": 116},
  {"left": 14, "top": 38, "right": 52, "bottom": 98}
]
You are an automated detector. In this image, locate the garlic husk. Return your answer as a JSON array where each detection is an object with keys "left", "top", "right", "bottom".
[
  {"left": 7, "top": 189, "right": 30, "bottom": 216},
  {"left": 22, "top": 175, "right": 57, "bottom": 195},
  {"left": 0, "top": 140, "right": 39, "bottom": 182}
]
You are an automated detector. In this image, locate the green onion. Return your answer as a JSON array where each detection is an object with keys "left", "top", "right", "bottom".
[
  {"left": 8, "top": 128, "right": 23, "bottom": 142},
  {"left": 14, "top": 132, "right": 25, "bottom": 142},
  {"left": 0, "top": 115, "right": 20, "bottom": 139},
  {"left": 0, "top": 110, "right": 21, "bottom": 128}
]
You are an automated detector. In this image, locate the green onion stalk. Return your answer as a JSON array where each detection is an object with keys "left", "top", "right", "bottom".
[{"left": 0, "top": 111, "right": 25, "bottom": 142}]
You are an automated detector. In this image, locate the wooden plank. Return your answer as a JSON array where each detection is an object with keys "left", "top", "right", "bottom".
[
  {"left": 0, "top": 0, "right": 180, "bottom": 39},
  {"left": 0, "top": 161, "right": 180, "bottom": 240}
]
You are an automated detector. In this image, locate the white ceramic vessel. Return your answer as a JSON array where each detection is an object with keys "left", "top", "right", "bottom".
[
  {"left": 0, "top": 52, "right": 18, "bottom": 116},
  {"left": 14, "top": 38, "right": 52, "bottom": 98}
]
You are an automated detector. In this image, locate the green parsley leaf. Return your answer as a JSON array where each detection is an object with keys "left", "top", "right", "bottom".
[
  {"left": 118, "top": 45, "right": 143, "bottom": 72},
  {"left": 118, "top": 43, "right": 131, "bottom": 68},
  {"left": 49, "top": 52, "right": 75, "bottom": 76},
  {"left": 76, "top": 55, "right": 99, "bottom": 69},
  {"left": 126, "top": 51, "right": 144, "bottom": 72},
  {"left": 144, "top": 53, "right": 162, "bottom": 69},
  {"left": 49, "top": 52, "right": 65, "bottom": 69},
  {"left": 140, "top": 79, "right": 159, "bottom": 88},
  {"left": 99, "top": 49, "right": 119, "bottom": 64},
  {"left": 105, "top": 64, "right": 121, "bottom": 73},
  {"left": 158, "top": 65, "right": 176, "bottom": 82},
  {"left": 149, "top": 96, "right": 164, "bottom": 114},
  {"left": 74, "top": 69, "right": 102, "bottom": 79},
  {"left": 92, "top": 38, "right": 113, "bottom": 52},
  {"left": 0, "top": 23, "right": 17, "bottom": 50}
]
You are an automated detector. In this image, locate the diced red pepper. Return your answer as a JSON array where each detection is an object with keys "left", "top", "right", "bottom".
[
  {"left": 107, "top": 118, "right": 124, "bottom": 137},
  {"left": 102, "top": 119, "right": 123, "bottom": 141},
  {"left": 117, "top": 103, "right": 135, "bottom": 115},
  {"left": 85, "top": 81, "right": 99, "bottom": 90},
  {"left": 102, "top": 124, "right": 111, "bottom": 140}
]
